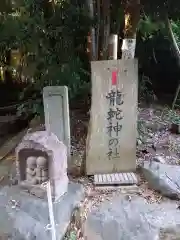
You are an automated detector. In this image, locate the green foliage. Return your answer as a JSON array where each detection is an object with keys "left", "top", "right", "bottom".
[
  {"left": 0, "top": 0, "right": 91, "bottom": 115},
  {"left": 16, "top": 98, "right": 43, "bottom": 118},
  {"left": 171, "top": 20, "right": 180, "bottom": 47},
  {"left": 138, "top": 15, "right": 165, "bottom": 41},
  {"left": 2, "top": 0, "right": 180, "bottom": 118}
]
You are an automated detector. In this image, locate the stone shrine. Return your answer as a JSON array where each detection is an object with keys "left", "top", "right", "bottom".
[{"left": 16, "top": 131, "right": 68, "bottom": 201}]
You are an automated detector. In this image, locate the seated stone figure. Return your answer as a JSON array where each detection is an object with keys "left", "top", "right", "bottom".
[
  {"left": 16, "top": 131, "right": 68, "bottom": 200},
  {"left": 36, "top": 156, "right": 49, "bottom": 184},
  {"left": 26, "top": 156, "right": 49, "bottom": 185},
  {"left": 26, "top": 156, "right": 37, "bottom": 184}
]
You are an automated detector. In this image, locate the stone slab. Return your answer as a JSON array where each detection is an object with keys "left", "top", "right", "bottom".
[
  {"left": 84, "top": 195, "right": 180, "bottom": 240},
  {"left": 43, "top": 86, "right": 71, "bottom": 164},
  {"left": 141, "top": 161, "right": 180, "bottom": 199},
  {"left": 0, "top": 185, "right": 49, "bottom": 225},
  {"left": 0, "top": 200, "right": 49, "bottom": 240},
  {"left": 86, "top": 59, "right": 138, "bottom": 175},
  {"left": 0, "top": 182, "right": 84, "bottom": 240}
]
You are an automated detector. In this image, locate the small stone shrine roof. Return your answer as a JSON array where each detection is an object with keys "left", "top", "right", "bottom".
[{"left": 16, "top": 131, "right": 67, "bottom": 171}]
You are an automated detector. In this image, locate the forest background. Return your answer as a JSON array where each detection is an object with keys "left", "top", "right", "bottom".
[{"left": 0, "top": 0, "right": 180, "bottom": 117}]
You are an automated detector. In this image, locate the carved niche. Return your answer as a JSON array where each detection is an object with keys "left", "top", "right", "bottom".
[{"left": 16, "top": 131, "right": 68, "bottom": 201}]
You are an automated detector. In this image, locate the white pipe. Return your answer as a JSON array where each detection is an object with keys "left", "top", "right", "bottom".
[{"left": 47, "top": 181, "right": 56, "bottom": 240}]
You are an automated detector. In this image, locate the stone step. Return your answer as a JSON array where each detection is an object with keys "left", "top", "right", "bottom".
[{"left": 94, "top": 172, "right": 138, "bottom": 186}]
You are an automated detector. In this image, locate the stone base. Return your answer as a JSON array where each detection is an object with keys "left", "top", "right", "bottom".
[
  {"left": 19, "top": 176, "right": 69, "bottom": 202},
  {"left": 0, "top": 182, "right": 84, "bottom": 240},
  {"left": 20, "top": 180, "right": 47, "bottom": 199}
]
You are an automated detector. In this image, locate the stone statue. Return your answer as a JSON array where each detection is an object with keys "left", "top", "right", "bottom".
[
  {"left": 25, "top": 156, "right": 49, "bottom": 185},
  {"left": 36, "top": 156, "right": 48, "bottom": 184},
  {"left": 26, "top": 156, "right": 37, "bottom": 185}
]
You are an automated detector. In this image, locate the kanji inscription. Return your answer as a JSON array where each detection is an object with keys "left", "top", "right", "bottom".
[
  {"left": 106, "top": 89, "right": 124, "bottom": 160},
  {"left": 106, "top": 89, "right": 124, "bottom": 106}
]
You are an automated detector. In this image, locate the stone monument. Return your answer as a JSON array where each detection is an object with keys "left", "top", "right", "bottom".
[
  {"left": 16, "top": 131, "right": 68, "bottom": 201},
  {"left": 43, "top": 86, "right": 71, "bottom": 165},
  {"left": 86, "top": 59, "right": 138, "bottom": 175}
]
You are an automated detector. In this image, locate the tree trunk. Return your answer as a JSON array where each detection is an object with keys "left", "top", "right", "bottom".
[
  {"left": 42, "top": 0, "right": 55, "bottom": 19},
  {"left": 121, "top": 0, "right": 140, "bottom": 59},
  {"left": 166, "top": 17, "right": 180, "bottom": 109},
  {"left": 96, "top": 0, "right": 101, "bottom": 59},
  {"left": 101, "top": 0, "right": 111, "bottom": 60},
  {"left": 87, "top": 0, "right": 97, "bottom": 61}
]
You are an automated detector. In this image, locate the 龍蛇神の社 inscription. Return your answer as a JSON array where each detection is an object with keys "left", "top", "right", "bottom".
[
  {"left": 106, "top": 89, "right": 124, "bottom": 160},
  {"left": 86, "top": 59, "right": 138, "bottom": 174}
]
